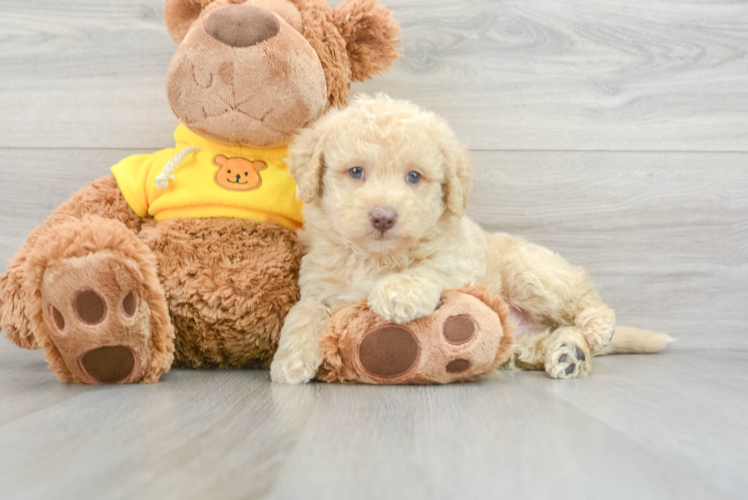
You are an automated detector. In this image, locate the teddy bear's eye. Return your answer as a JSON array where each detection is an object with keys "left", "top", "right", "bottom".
[
  {"left": 227, "top": 170, "right": 232, "bottom": 174},
  {"left": 349, "top": 167, "right": 365, "bottom": 180},
  {"left": 406, "top": 171, "right": 422, "bottom": 184},
  {"left": 245, "top": 172, "right": 248, "bottom": 176}
]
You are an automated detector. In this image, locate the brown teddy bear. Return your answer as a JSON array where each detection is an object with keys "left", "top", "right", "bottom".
[{"left": 0, "top": 0, "right": 401, "bottom": 384}]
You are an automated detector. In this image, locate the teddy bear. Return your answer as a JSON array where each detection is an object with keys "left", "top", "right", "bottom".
[{"left": 0, "top": 0, "right": 401, "bottom": 384}]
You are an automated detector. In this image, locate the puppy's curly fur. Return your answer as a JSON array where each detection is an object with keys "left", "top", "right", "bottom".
[{"left": 271, "top": 94, "right": 670, "bottom": 384}]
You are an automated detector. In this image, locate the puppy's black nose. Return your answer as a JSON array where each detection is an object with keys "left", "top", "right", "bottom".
[
  {"left": 369, "top": 206, "right": 398, "bottom": 232},
  {"left": 236, "top": 174, "right": 241, "bottom": 181}
]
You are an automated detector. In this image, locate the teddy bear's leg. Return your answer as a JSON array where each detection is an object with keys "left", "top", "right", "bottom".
[
  {"left": 21, "top": 215, "right": 174, "bottom": 384},
  {"left": 1, "top": 176, "right": 144, "bottom": 350},
  {"left": 3, "top": 178, "right": 133, "bottom": 349},
  {"left": 318, "top": 287, "right": 514, "bottom": 385},
  {"left": 1, "top": 176, "right": 174, "bottom": 383}
]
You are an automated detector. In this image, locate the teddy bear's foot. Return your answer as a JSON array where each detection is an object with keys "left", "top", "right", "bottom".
[
  {"left": 318, "top": 286, "right": 515, "bottom": 384},
  {"left": 41, "top": 252, "right": 155, "bottom": 384},
  {"left": 24, "top": 216, "right": 174, "bottom": 384},
  {"left": 545, "top": 327, "right": 592, "bottom": 379}
]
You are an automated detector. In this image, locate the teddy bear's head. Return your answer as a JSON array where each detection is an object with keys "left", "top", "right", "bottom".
[{"left": 164, "top": 0, "right": 401, "bottom": 147}]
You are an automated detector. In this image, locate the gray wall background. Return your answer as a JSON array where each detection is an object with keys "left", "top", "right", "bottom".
[{"left": 1, "top": 0, "right": 747, "bottom": 348}]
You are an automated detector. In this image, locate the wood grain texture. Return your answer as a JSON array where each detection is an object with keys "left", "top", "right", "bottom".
[
  {"left": 467, "top": 150, "right": 748, "bottom": 349},
  {"left": 1, "top": 340, "right": 746, "bottom": 500},
  {"left": 1, "top": 1, "right": 747, "bottom": 498},
  {"left": 2, "top": 0, "right": 748, "bottom": 150}
]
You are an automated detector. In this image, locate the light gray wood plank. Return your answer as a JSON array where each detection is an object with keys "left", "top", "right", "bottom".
[
  {"left": 0, "top": 148, "right": 138, "bottom": 263},
  {"left": 362, "top": 0, "right": 748, "bottom": 151},
  {"left": 2, "top": 0, "right": 748, "bottom": 150},
  {"left": 555, "top": 352, "right": 748, "bottom": 498},
  {"left": 269, "top": 351, "right": 748, "bottom": 500},
  {"left": 0, "top": 340, "right": 96, "bottom": 426},
  {"left": 2, "top": 149, "right": 745, "bottom": 348},
  {"left": 467, "top": 150, "right": 748, "bottom": 349},
  {"left": 0, "top": 343, "right": 318, "bottom": 500},
  {"left": 2, "top": 341, "right": 745, "bottom": 500}
]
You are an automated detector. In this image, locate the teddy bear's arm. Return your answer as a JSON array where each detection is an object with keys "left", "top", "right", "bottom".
[{"left": 0, "top": 176, "right": 143, "bottom": 349}]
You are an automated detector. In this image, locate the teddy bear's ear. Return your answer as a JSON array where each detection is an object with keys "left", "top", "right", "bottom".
[
  {"left": 332, "top": 0, "right": 402, "bottom": 82},
  {"left": 164, "top": 0, "right": 216, "bottom": 43}
]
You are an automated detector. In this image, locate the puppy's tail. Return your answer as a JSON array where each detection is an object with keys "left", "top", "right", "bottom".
[{"left": 597, "top": 326, "right": 674, "bottom": 356}]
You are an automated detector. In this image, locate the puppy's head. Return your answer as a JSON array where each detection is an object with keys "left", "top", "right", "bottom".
[{"left": 289, "top": 94, "right": 473, "bottom": 253}]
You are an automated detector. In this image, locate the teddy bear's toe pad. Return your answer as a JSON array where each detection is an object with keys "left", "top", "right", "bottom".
[
  {"left": 81, "top": 346, "right": 136, "bottom": 384},
  {"left": 445, "top": 359, "right": 472, "bottom": 373},
  {"left": 443, "top": 315, "right": 476, "bottom": 344},
  {"left": 74, "top": 290, "right": 107, "bottom": 324},
  {"left": 359, "top": 326, "right": 420, "bottom": 378}
]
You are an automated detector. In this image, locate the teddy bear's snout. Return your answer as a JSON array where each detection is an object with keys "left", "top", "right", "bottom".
[{"left": 205, "top": 4, "right": 280, "bottom": 48}]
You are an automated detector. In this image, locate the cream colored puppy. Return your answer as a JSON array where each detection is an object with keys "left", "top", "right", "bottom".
[{"left": 271, "top": 94, "right": 669, "bottom": 384}]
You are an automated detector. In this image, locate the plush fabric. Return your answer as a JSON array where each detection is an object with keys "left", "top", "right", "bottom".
[
  {"left": 317, "top": 285, "right": 515, "bottom": 385},
  {"left": 111, "top": 124, "right": 303, "bottom": 229},
  {"left": 332, "top": 0, "right": 402, "bottom": 82},
  {"left": 22, "top": 215, "right": 175, "bottom": 383},
  {"left": 166, "top": 3, "right": 328, "bottom": 147},
  {"left": 139, "top": 217, "right": 304, "bottom": 369},
  {"left": 0, "top": 0, "right": 401, "bottom": 384}
]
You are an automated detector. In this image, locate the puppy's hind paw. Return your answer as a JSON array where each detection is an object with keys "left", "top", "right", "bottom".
[{"left": 546, "top": 342, "right": 590, "bottom": 379}]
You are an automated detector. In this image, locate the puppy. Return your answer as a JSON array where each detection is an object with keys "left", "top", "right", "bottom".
[{"left": 271, "top": 94, "right": 668, "bottom": 384}]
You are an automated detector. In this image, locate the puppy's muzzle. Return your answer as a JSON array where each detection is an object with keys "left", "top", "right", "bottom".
[{"left": 369, "top": 206, "right": 398, "bottom": 233}]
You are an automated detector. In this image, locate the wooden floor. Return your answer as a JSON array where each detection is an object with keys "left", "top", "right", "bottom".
[
  {"left": 2, "top": 339, "right": 747, "bottom": 500},
  {"left": 1, "top": 0, "right": 747, "bottom": 498}
]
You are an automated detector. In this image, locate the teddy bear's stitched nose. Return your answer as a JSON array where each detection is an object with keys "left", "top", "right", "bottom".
[{"left": 205, "top": 5, "right": 280, "bottom": 48}]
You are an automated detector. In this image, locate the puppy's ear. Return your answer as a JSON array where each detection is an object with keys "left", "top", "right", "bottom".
[
  {"left": 164, "top": 0, "right": 216, "bottom": 43},
  {"left": 442, "top": 142, "right": 474, "bottom": 218},
  {"left": 288, "top": 114, "right": 336, "bottom": 204},
  {"left": 332, "top": 0, "right": 402, "bottom": 82}
]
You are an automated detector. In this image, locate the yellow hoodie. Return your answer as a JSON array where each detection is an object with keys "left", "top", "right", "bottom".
[{"left": 111, "top": 124, "right": 303, "bottom": 230}]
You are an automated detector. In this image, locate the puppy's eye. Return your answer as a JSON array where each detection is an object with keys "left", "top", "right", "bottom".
[
  {"left": 406, "top": 171, "right": 422, "bottom": 184},
  {"left": 227, "top": 170, "right": 232, "bottom": 174},
  {"left": 349, "top": 167, "right": 365, "bottom": 180},
  {"left": 244, "top": 172, "right": 248, "bottom": 176}
]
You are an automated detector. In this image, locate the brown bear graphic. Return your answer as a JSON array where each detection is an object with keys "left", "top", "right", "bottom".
[{"left": 212, "top": 154, "right": 267, "bottom": 191}]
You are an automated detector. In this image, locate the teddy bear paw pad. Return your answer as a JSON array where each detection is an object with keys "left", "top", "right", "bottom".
[
  {"left": 445, "top": 359, "right": 472, "bottom": 373},
  {"left": 81, "top": 346, "right": 136, "bottom": 384},
  {"left": 358, "top": 325, "right": 420, "bottom": 378},
  {"left": 442, "top": 315, "right": 476, "bottom": 344}
]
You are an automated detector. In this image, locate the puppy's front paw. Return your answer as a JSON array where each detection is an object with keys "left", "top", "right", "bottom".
[
  {"left": 368, "top": 274, "right": 442, "bottom": 324},
  {"left": 270, "top": 346, "right": 321, "bottom": 385}
]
